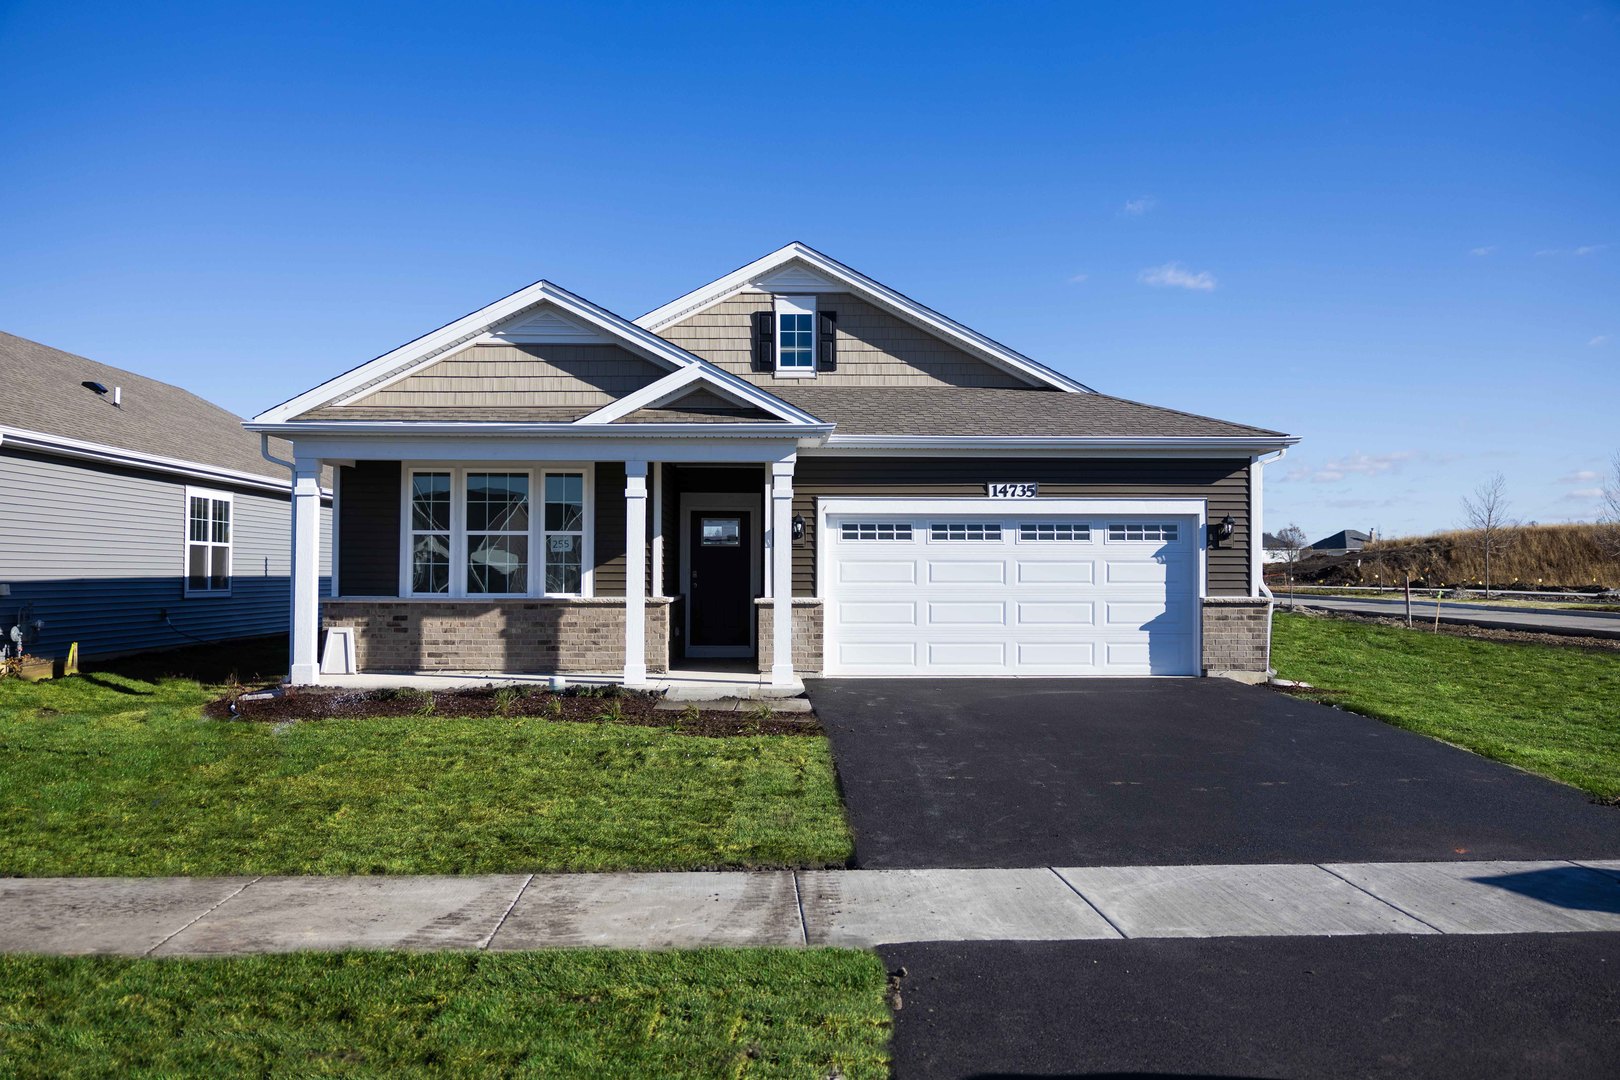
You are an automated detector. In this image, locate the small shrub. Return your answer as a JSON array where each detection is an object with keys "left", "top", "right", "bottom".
[
  {"left": 681, "top": 704, "right": 702, "bottom": 725},
  {"left": 492, "top": 686, "right": 520, "bottom": 716},
  {"left": 596, "top": 700, "right": 625, "bottom": 724}
]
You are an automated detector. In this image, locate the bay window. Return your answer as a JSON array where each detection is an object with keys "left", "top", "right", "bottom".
[{"left": 404, "top": 466, "right": 590, "bottom": 598}]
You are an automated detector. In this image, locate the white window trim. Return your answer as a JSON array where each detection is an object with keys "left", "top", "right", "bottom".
[
  {"left": 182, "top": 486, "right": 234, "bottom": 598},
  {"left": 773, "top": 294, "right": 818, "bottom": 377},
  {"left": 398, "top": 463, "right": 595, "bottom": 600}
]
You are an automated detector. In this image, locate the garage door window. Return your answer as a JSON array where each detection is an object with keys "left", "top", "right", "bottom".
[
  {"left": 1020, "top": 523, "right": 1090, "bottom": 541},
  {"left": 1108, "top": 523, "right": 1179, "bottom": 541},
  {"left": 930, "top": 523, "right": 1002, "bottom": 541},
  {"left": 841, "top": 522, "right": 913, "bottom": 541}
]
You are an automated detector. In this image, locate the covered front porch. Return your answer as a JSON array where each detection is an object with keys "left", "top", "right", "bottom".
[{"left": 283, "top": 435, "right": 811, "bottom": 690}]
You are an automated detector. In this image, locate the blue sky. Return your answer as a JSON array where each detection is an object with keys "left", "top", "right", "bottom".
[{"left": 2, "top": 1, "right": 1615, "bottom": 541}]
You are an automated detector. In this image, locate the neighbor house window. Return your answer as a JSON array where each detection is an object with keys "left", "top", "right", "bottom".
[
  {"left": 409, "top": 471, "right": 452, "bottom": 594},
  {"left": 404, "top": 467, "right": 590, "bottom": 598},
  {"left": 466, "top": 473, "right": 529, "bottom": 595},
  {"left": 775, "top": 295, "right": 816, "bottom": 373},
  {"left": 184, "top": 488, "right": 232, "bottom": 595}
]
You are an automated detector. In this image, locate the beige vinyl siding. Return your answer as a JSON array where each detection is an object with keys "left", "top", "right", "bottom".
[
  {"left": 655, "top": 292, "right": 1034, "bottom": 388},
  {"left": 342, "top": 343, "right": 666, "bottom": 410},
  {"left": 791, "top": 456, "right": 1252, "bottom": 598}
]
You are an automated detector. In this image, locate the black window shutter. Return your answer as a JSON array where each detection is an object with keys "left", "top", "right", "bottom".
[
  {"left": 751, "top": 309, "right": 774, "bottom": 372},
  {"left": 817, "top": 309, "right": 838, "bottom": 371}
]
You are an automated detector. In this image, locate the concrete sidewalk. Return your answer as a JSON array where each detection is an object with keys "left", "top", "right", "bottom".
[{"left": 5, "top": 861, "right": 1620, "bottom": 956}]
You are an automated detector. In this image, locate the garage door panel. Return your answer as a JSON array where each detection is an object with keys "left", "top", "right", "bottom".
[
  {"left": 839, "top": 601, "right": 918, "bottom": 627},
  {"left": 1016, "top": 601, "right": 1095, "bottom": 626},
  {"left": 927, "top": 641, "right": 1006, "bottom": 666},
  {"left": 1105, "top": 600, "right": 1172, "bottom": 627},
  {"left": 927, "top": 561, "right": 1005, "bottom": 584},
  {"left": 1103, "top": 557, "right": 1190, "bottom": 585},
  {"left": 839, "top": 560, "right": 916, "bottom": 585},
  {"left": 1016, "top": 561, "right": 1095, "bottom": 584},
  {"left": 837, "top": 641, "right": 917, "bottom": 668},
  {"left": 927, "top": 601, "right": 1007, "bottom": 626},
  {"left": 1017, "top": 642, "right": 1098, "bottom": 667}
]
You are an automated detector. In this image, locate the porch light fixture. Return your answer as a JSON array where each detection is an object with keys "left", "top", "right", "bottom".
[
  {"left": 1214, "top": 515, "right": 1236, "bottom": 546},
  {"left": 792, "top": 514, "right": 806, "bottom": 542}
]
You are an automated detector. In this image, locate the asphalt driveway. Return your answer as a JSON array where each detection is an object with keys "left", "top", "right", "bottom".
[{"left": 807, "top": 678, "right": 1620, "bottom": 868}]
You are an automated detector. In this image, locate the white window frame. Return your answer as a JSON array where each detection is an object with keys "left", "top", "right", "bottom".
[
  {"left": 183, "top": 486, "right": 233, "bottom": 597},
  {"left": 773, "top": 295, "right": 817, "bottom": 377},
  {"left": 399, "top": 464, "right": 594, "bottom": 599}
]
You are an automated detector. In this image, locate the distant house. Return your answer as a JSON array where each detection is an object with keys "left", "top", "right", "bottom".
[
  {"left": 1309, "top": 529, "right": 1371, "bottom": 557},
  {"left": 0, "top": 331, "right": 330, "bottom": 662}
]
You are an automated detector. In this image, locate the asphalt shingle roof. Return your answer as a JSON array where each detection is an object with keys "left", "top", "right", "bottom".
[
  {"left": 767, "top": 385, "right": 1288, "bottom": 438},
  {"left": 0, "top": 331, "right": 294, "bottom": 481}
]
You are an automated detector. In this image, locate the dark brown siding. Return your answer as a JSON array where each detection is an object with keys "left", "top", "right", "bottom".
[
  {"left": 337, "top": 460, "right": 401, "bottom": 596},
  {"left": 792, "top": 456, "right": 1252, "bottom": 597},
  {"left": 594, "top": 462, "right": 626, "bottom": 596}
]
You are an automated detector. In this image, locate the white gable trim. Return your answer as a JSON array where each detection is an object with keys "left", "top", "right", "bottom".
[
  {"left": 577, "top": 365, "right": 820, "bottom": 426},
  {"left": 253, "top": 281, "right": 722, "bottom": 424},
  {"left": 636, "top": 242, "right": 1096, "bottom": 394}
]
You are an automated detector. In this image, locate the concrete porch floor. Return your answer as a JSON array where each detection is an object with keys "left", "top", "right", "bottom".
[{"left": 313, "top": 660, "right": 803, "bottom": 701}]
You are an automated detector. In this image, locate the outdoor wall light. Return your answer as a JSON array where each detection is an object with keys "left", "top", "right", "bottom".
[
  {"left": 792, "top": 514, "right": 807, "bottom": 542},
  {"left": 1215, "top": 514, "right": 1236, "bottom": 546}
]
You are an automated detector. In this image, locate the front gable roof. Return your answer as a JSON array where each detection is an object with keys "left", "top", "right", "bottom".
[
  {"left": 252, "top": 279, "right": 819, "bottom": 428},
  {"left": 635, "top": 242, "right": 1096, "bottom": 394}
]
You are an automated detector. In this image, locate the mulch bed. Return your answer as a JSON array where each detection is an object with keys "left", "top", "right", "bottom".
[
  {"left": 203, "top": 685, "right": 821, "bottom": 738},
  {"left": 1289, "top": 605, "right": 1620, "bottom": 654}
]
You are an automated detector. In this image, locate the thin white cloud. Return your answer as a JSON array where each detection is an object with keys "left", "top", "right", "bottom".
[
  {"left": 1139, "top": 262, "right": 1216, "bottom": 291},
  {"left": 1280, "top": 451, "right": 1415, "bottom": 485},
  {"left": 1561, "top": 488, "right": 1603, "bottom": 501},
  {"left": 1067, "top": 272, "right": 1089, "bottom": 285},
  {"left": 1589, "top": 335, "right": 1610, "bottom": 346},
  {"left": 1470, "top": 246, "right": 1496, "bottom": 256},
  {"left": 1121, "top": 196, "right": 1157, "bottom": 216},
  {"left": 1536, "top": 243, "right": 1609, "bottom": 257},
  {"left": 1558, "top": 470, "right": 1601, "bottom": 484}
]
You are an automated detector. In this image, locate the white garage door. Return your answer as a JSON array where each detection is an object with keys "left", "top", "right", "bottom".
[{"left": 824, "top": 506, "right": 1200, "bottom": 677}]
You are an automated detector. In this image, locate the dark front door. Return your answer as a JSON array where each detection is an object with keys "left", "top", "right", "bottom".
[{"left": 688, "top": 511, "right": 753, "bottom": 652}]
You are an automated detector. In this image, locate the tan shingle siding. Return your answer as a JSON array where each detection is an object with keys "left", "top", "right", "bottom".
[
  {"left": 337, "top": 343, "right": 665, "bottom": 411},
  {"left": 655, "top": 292, "right": 1033, "bottom": 388}
]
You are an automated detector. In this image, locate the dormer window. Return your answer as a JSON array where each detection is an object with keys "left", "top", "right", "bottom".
[{"left": 774, "top": 295, "right": 816, "bottom": 375}]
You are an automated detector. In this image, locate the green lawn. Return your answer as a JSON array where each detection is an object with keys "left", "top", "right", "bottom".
[
  {"left": 1271, "top": 613, "right": 1620, "bottom": 800},
  {"left": 0, "top": 672, "right": 852, "bottom": 876},
  {"left": 0, "top": 949, "right": 890, "bottom": 1079}
]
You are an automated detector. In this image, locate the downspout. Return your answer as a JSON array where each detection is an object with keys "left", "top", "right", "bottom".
[
  {"left": 260, "top": 434, "right": 295, "bottom": 473},
  {"left": 1253, "top": 448, "right": 1288, "bottom": 676}
]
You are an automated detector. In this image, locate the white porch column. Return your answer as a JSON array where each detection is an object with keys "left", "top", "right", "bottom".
[
  {"left": 624, "top": 460, "right": 649, "bottom": 685},
  {"left": 769, "top": 457, "right": 796, "bottom": 686},
  {"left": 289, "top": 455, "right": 323, "bottom": 685}
]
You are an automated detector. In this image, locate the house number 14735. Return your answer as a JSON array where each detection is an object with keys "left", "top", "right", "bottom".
[{"left": 986, "top": 482, "right": 1038, "bottom": 498}]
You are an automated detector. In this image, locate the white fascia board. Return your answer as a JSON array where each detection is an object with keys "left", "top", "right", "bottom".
[
  {"left": 0, "top": 425, "right": 330, "bottom": 497},
  {"left": 245, "top": 420, "right": 832, "bottom": 440},
  {"left": 635, "top": 242, "right": 1096, "bottom": 394},
  {"left": 576, "top": 365, "right": 821, "bottom": 426},
  {"left": 813, "top": 434, "right": 1301, "bottom": 455},
  {"left": 264, "top": 433, "right": 814, "bottom": 465},
  {"left": 251, "top": 280, "right": 721, "bottom": 425}
]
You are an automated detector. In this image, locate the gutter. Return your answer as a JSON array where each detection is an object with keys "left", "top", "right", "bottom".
[
  {"left": 246, "top": 421, "right": 836, "bottom": 440},
  {"left": 818, "top": 434, "right": 1301, "bottom": 453},
  {"left": 0, "top": 424, "right": 330, "bottom": 498}
]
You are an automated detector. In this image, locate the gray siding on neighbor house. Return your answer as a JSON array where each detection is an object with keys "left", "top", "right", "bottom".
[
  {"left": 0, "top": 447, "right": 331, "bottom": 660},
  {"left": 790, "top": 456, "right": 1252, "bottom": 597},
  {"left": 655, "top": 292, "right": 1035, "bottom": 388}
]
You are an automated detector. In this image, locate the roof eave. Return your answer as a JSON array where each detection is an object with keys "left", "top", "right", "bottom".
[
  {"left": 816, "top": 433, "right": 1301, "bottom": 454},
  {"left": 245, "top": 420, "right": 835, "bottom": 440},
  {"left": 0, "top": 424, "right": 329, "bottom": 495}
]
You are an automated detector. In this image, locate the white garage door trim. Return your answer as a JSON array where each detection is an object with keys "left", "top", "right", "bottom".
[{"left": 816, "top": 497, "right": 1207, "bottom": 678}]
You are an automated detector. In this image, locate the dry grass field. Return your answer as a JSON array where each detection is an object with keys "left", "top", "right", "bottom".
[{"left": 1285, "top": 523, "right": 1619, "bottom": 590}]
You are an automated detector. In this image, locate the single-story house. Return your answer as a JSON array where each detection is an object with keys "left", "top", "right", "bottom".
[
  {"left": 0, "top": 331, "right": 331, "bottom": 662},
  {"left": 246, "top": 244, "right": 1297, "bottom": 686},
  {"left": 1309, "top": 529, "right": 1371, "bottom": 557}
]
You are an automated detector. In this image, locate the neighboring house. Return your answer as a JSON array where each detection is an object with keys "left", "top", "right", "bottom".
[
  {"left": 1309, "top": 529, "right": 1371, "bottom": 557},
  {"left": 1262, "top": 531, "right": 1309, "bottom": 564},
  {"left": 248, "top": 243, "right": 1298, "bottom": 686},
  {"left": 0, "top": 332, "right": 331, "bottom": 661}
]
